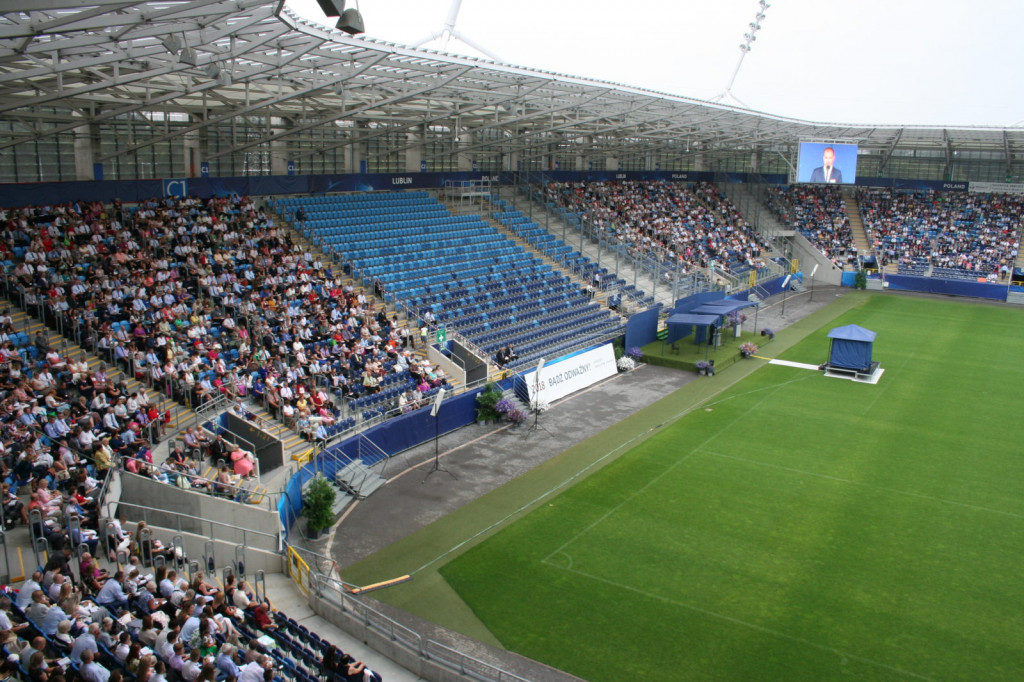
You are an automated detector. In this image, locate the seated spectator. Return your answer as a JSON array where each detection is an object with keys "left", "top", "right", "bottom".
[
  {"left": 229, "top": 447, "right": 255, "bottom": 478},
  {"left": 78, "top": 649, "right": 110, "bottom": 682},
  {"left": 52, "top": 620, "right": 74, "bottom": 651},
  {"left": 94, "top": 571, "right": 128, "bottom": 614},
  {"left": 215, "top": 643, "right": 242, "bottom": 679},
  {"left": 69, "top": 622, "right": 100, "bottom": 666}
]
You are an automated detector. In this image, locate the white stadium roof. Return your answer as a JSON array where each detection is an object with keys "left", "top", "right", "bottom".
[{"left": 0, "top": 0, "right": 1020, "bottom": 173}]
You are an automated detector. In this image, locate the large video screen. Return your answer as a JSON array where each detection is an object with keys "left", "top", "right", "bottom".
[{"left": 797, "top": 142, "right": 858, "bottom": 185}]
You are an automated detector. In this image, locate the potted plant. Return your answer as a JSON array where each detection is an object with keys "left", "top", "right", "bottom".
[
  {"left": 475, "top": 382, "right": 505, "bottom": 423},
  {"left": 302, "top": 473, "right": 337, "bottom": 540},
  {"left": 627, "top": 346, "right": 644, "bottom": 362},
  {"left": 617, "top": 355, "right": 636, "bottom": 372},
  {"left": 739, "top": 342, "right": 758, "bottom": 358},
  {"left": 695, "top": 360, "right": 711, "bottom": 376}
]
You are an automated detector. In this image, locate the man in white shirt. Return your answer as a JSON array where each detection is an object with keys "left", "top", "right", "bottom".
[
  {"left": 95, "top": 571, "right": 129, "bottom": 613},
  {"left": 17, "top": 571, "right": 42, "bottom": 608},
  {"left": 155, "top": 627, "right": 178, "bottom": 662},
  {"left": 238, "top": 656, "right": 271, "bottom": 682},
  {"left": 70, "top": 623, "right": 100, "bottom": 665},
  {"left": 79, "top": 649, "right": 111, "bottom": 682}
]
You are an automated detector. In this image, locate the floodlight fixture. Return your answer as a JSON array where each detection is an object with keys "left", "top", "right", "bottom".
[
  {"left": 178, "top": 46, "right": 197, "bottom": 66},
  {"left": 430, "top": 388, "right": 446, "bottom": 417},
  {"left": 714, "top": 0, "right": 771, "bottom": 107},
  {"left": 337, "top": 8, "right": 365, "bottom": 35},
  {"left": 161, "top": 34, "right": 182, "bottom": 54},
  {"left": 316, "top": 0, "right": 346, "bottom": 17}
]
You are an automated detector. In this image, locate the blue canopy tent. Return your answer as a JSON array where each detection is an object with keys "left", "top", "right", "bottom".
[
  {"left": 666, "top": 313, "right": 720, "bottom": 345},
  {"left": 690, "top": 299, "right": 759, "bottom": 341},
  {"left": 826, "top": 324, "right": 877, "bottom": 372}
]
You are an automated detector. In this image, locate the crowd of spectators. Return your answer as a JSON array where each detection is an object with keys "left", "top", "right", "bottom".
[
  {"left": 1, "top": 518, "right": 383, "bottom": 682},
  {"left": 764, "top": 185, "right": 858, "bottom": 267},
  {"left": 544, "top": 181, "right": 771, "bottom": 277},
  {"left": 0, "top": 193, "right": 444, "bottom": 445},
  {"left": 856, "top": 189, "right": 1022, "bottom": 277}
]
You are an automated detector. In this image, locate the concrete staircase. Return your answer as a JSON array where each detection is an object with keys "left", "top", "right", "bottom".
[
  {"left": 841, "top": 188, "right": 881, "bottom": 270},
  {"left": 1014, "top": 246, "right": 1024, "bottom": 272},
  {"left": 333, "top": 460, "right": 387, "bottom": 500},
  {"left": 262, "top": 206, "right": 441, "bottom": 466},
  {"left": 1, "top": 307, "right": 298, "bottom": 504},
  {"left": 454, "top": 199, "right": 617, "bottom": 313},
  {"left": 505, "top": 190, "right": 681, "bottom": 310},
  {"left": 719, "top": 182, "right": 795, "bottom": 239},
  {"left": 6, "top": 308, "right": 199, "bottom": 438}
]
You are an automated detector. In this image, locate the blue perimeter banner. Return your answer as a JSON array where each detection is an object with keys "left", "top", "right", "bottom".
[
  {"left": 0, "top": 170, "right": 980, "bottom": 208},
  {"left": 0, "top": 170, "right": 788, "bottom": 207}
]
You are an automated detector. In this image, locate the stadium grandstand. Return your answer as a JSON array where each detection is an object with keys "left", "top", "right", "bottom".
[{"left": 0, "top": 1, "right": 1020, "bottom": 681}]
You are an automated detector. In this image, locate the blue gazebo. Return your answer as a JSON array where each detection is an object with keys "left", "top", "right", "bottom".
[{"left": 826, "top": 324, "right": 877, "bottom": 373}]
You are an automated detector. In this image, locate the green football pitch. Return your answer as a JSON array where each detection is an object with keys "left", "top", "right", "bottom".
[{"left": 351, "top": 294, "right": 1024, "bottom": 681}]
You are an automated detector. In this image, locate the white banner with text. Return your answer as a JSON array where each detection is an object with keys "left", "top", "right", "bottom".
[
  {"left": 524, "top": 343, "right": 618, "bottom": 405},
  {"left": 968, "top": 181, "right": 1024, "bottom": 195}
]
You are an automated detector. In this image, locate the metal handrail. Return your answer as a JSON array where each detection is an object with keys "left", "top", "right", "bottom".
[
  {"left": 309, "top": 569, "right": 531, "bottom": 682},
  {"left": 104, "top": 498, "right": 280, "bottom": 551},
  {"left": 119, "top": 458, "right": 282, "bottom": 510}
]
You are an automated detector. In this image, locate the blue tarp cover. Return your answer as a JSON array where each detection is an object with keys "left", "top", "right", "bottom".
[
  {"left": 667, "top": 313, "right": 720, "bottom": 326},
  {"left": 827, "top": 324, "right": 877, "bottom": 342},
  {"left": 690, "top": 299, "right": 757, "bottom": 315},
  {"left": 827, "top": 324, "right": 876, "bottom": 371}
]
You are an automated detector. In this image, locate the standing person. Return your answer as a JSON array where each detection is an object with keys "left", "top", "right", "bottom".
[{"left": 809, "top": 146, "right": 843, "bottom": 184}]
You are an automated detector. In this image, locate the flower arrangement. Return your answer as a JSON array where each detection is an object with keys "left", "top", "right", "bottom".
[
  {"left": 506, "top": 407, "right": 528, "bottom": 424},
  {"left": 494, "top": 397, "right": 516, "bottom": 415},
  {"left": 617, "top": 356, "right": 636, "bottom": 372},
  {"left": 695, "top": 359, "right": 711, "bottom": 375},
  {"left": 727, "top": 311, "right": 748, "bottom": 327},
  {"left": 627, "top": 346, "right": 644, "bottom": 360},
  {"left": 739, "top": 342, "right": 758, "bottom": 358}
]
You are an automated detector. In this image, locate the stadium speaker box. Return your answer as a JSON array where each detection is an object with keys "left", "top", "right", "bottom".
[
  {"left": 178, "top": 47, "right": 197, "bottom": 66},
  {"left": 316, "top": 0, "right": 345, "bottom": 17},
  {"left": 336, "top": 8, "right": 365, "bottom": 35}
]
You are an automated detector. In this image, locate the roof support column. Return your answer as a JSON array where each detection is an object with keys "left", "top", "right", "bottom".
[
  {"left": 405, "top": 125, "right": 424, "bottom": 173},
  {"left": 270, "top": 119, "right": 290, "bottom": 175},
  {"left": 456, "top": 131, "right": 472, "bottom": 171},
  {"left": 184, "top": 127, "right": 200, "bottom": 178},
  {"left": 73, "top": 114, "right": 99, "bottom": 181},
  {"left": 346, "top": 122, "right": 366, "bottom": 173}
]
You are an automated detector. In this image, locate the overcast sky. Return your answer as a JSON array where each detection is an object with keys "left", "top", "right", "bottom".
[{"left": 286, "top": 0, "right": 1024, "bottom": 128}]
